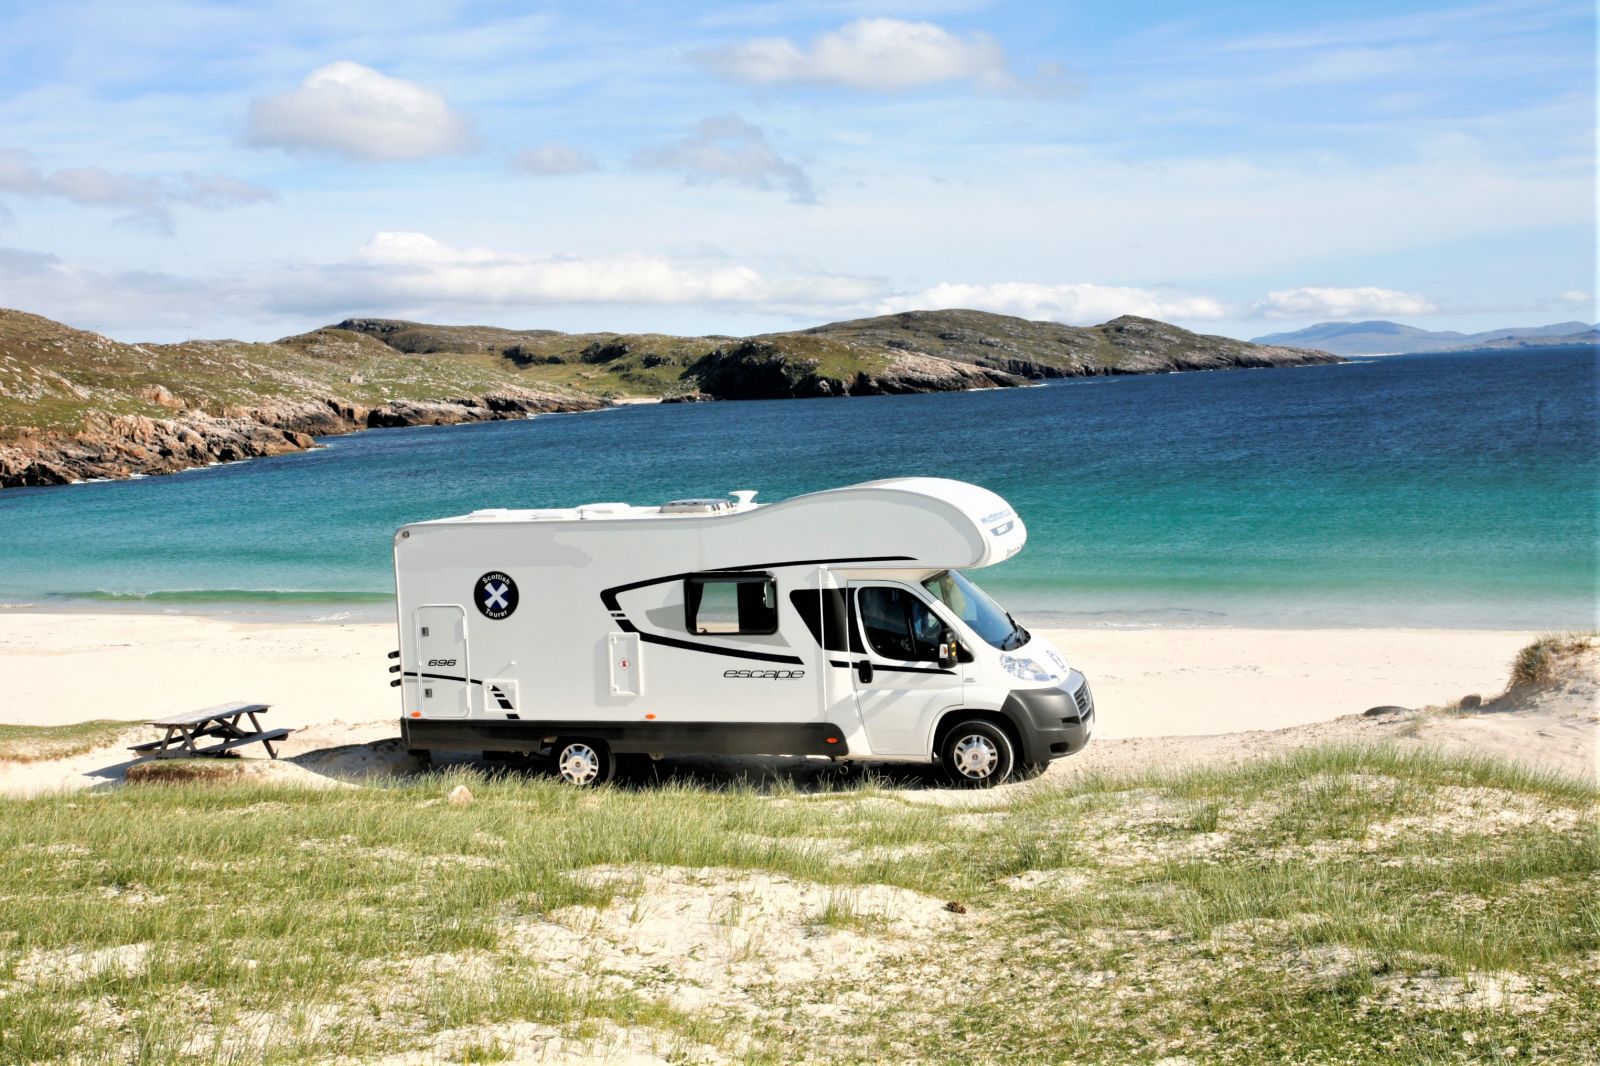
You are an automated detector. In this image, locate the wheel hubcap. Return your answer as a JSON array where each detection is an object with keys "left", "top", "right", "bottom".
[
  {"left": 952, "top": 734, "right": 999, "bottom": 779},
  {"left": 557, "top": 743, "right": 600, "bottom": 785}
]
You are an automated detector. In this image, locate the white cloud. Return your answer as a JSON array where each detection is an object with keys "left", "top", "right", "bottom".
[
  {"left": 509, "top": 142, "right": 599, "bottom": 176},
  {"left": 0, "top": 148, "right": 273, "bottom": 233},
  {"left": 0, "top": 234, "right": 889, "bottom": 335},
  {"left": 271, "top": 231, "right": 883, "bottom": 314},
  {"left": 700, "top": 17, "right": 1015, "bottom": 92},
  {"left": 1253, "top": 285, "right": 1437, "bottom": 319},
  {"left": 877, "top": 281, "right": 1228, "bottom": 325},
  {"left": 1558, "top": 289, "right": 1593, "bottom": 305},
  {"left": 633, "top": 114, "right": 815, "bottom": 204},
  {"left": 247, "top": 61, "right": 474, "bottom": 162},
  {"left": 0, "top": 245, "right": 215, "bottom": 330}
]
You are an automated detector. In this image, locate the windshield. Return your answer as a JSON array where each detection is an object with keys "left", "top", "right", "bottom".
[{"left": 921, "top": 570, "right": 1029, "bottom": 651}]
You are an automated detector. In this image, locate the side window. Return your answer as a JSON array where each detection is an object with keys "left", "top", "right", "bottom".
[
  {"left": 685, "top": 573, "right": 778, "bottom": 635},
  {"left": 857, "top": 586, "right": 944, "bottom": 662}
]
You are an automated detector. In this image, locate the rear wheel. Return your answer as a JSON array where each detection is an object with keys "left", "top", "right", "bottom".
[
  {"left": 939, "top": 720, "right": 1016, "bottom": 788},
  {"left": 553, "top": 739, "right": 613, "bottom": 787}
]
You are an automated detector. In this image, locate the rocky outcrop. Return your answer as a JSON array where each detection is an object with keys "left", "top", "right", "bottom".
[
  {"left": 0, "top": 412, "right": 313, "bottom": 487},
  {"left": 852, "top": 352, "right": 1024, "bottom": 394},
  {"left": 688, "top": 340, "right": 1023, "bottom": 400},
  {"left": 802, "top": 310, "right": 1341, "bottom": 378},
  {"left": 0, "top": 387, "right": 605, "bottom": 489}
]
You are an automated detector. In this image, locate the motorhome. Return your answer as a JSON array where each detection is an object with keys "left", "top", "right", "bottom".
[{"left": 392, "top": 477, "right": 1093, "bottom": 786}]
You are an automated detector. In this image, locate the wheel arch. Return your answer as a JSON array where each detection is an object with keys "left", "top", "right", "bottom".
[{"left": 931, "top": 708, "right": 1024, "bottom": 760}]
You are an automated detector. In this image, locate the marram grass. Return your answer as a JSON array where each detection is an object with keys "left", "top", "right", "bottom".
[{"left": 0, "top": 746, "right": 1594, "bottom": 1064}]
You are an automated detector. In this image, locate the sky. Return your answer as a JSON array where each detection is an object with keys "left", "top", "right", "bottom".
[{"left": 0, "top": 0, "right": 1593, "bottom": 343}]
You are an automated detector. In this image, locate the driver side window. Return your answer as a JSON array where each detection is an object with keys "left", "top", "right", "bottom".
[{"left": 857, "top": 586, "right": 943, "bottom": 662}]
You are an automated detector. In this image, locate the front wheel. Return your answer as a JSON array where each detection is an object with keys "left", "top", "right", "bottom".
[
  {"left": 552, "top": 739, "right": 614, "bottom": 787},
  {"left": 940, "top": 720, "right": 1016, "bottom": 788}
]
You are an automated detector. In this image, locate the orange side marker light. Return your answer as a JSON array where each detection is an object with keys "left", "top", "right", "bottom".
[
  {"left": 825, "top": 737, "right": 839, "bottom": 744},
  {"left": 410, "top": 711, "right": 422, "bottom": 718},
  {"left": 645, "top": 713, "right": 657, "bottom": 720}
]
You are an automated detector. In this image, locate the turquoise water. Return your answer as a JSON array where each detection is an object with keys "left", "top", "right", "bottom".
[{"left": 0, "top": 347, "right": 1594, "bottom": 628}]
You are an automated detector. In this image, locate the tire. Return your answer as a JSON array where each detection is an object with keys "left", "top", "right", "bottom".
[
  {"left": 552, "top": 738, "right": 614, "bottom": 787},
  {"left": 939, "top": 719, "right": 1016, "bottom": 787}
]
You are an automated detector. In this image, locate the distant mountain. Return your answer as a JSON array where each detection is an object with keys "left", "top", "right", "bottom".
[{"left": 1252, "top": 320, "right": 1598, "bottom": 356}]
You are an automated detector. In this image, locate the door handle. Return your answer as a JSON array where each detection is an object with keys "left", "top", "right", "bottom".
[{"left": 856, "top": 660, "right": 874, "bottom": 683}]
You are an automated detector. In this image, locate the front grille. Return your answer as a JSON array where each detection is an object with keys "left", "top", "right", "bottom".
[{"left": 1073, "top": 680, "right": 1093, "bottom": 717}]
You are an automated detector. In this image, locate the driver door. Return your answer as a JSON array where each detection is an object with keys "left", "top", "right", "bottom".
[{"left": 847, "top": 582, "right": 964, "bottom": 756}]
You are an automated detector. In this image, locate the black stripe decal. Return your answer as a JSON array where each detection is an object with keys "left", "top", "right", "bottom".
[
  {"left": 599, "top": 554, "right": 914, "bottom": 612},
  {"left": 598, "top": 554, "right": 915, "bottom": 663},
  {"left": 402, "top": 671, "right": 484, "bottom": 685},
  {"left": 639, "top": 632, "right": 805, "bottom": 665},
  {"left": 826, "top": 659, "right": 954, "bottom": 675}
]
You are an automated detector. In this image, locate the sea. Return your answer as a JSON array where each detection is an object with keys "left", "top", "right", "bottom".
[{"left": 0, "top": 346, "right": 1594, "bottom": 630}]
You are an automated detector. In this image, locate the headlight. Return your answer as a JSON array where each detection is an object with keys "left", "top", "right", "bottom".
[{"left": 1000, "top": 654, "right": 1055, "bottom": 682}]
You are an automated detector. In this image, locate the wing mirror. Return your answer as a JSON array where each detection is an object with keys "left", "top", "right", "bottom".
[{"left": 938, "top": 630, "right": 959, "bottom": 670}]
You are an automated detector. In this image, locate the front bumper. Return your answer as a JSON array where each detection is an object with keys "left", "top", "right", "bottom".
[{"left": 1000, "top": 670, "right": 1095, "bottom": 763}]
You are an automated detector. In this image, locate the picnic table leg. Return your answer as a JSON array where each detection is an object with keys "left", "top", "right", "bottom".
[
  {"left": 245, "top": 710, "right": 280, "bottom": 758},
  {"left": 157, "top": 725, "right": 178, "bottom": 756}
]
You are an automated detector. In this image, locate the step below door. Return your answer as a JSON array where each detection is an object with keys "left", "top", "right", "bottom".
[{"left": 416, "top": 605, "right": 470, "bottom": 718}]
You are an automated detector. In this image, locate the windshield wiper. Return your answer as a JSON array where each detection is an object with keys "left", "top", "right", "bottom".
[{"left": 1003, "top": 611, "right": 1030, "bottom": 650}]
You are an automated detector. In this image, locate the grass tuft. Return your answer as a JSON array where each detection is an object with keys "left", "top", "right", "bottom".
[{"left": 1510, "top": 630, "right": 1598, "bottom": 686}]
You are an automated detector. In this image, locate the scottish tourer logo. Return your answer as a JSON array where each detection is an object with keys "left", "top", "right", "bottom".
[{"left": 474, "top": 571, "right": 518, "bottom": 620}]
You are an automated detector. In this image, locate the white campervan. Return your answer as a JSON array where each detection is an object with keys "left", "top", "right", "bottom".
[{"left": 392, "top": 478, "right": 1093, "bottom": 786}]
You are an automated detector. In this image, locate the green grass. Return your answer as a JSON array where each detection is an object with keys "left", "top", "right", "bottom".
[
  {"left": 0, "top": 747, "right": 1594, "bottom": 1063},
  {"left": 0, "top": 720, "right": 140, "bottom": 763}
]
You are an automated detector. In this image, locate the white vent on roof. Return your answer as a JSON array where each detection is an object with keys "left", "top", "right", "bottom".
[
  {"left": 730, "top": 489, "right": 758, "bottom": 508},
  {"left": 661, "top": 498, "right": 734, "bottom": 515},
  {"left": 578, "top": 502, "right": 630, "bottom": 519}
]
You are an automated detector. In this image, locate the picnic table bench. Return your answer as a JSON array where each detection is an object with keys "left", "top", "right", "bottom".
[{"left": 129, "top": 701, "right": 292, "bottom": 759}]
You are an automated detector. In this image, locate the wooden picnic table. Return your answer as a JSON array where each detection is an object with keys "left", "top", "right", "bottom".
[{"left": 128, "top": 701, "right": 292, "bottom": 759}]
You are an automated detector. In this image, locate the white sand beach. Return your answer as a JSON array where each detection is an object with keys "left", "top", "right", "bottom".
[
  {"left": 0, "top": 612, "right": 1538, "bottom": 737},
  {"left": 3, "top": 613, "right": 1592, "bottom": 798}
]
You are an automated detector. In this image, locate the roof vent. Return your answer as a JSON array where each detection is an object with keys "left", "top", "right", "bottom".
[
  {"left": 660, "top": 498, "right": 734, "bottom": 515},
  {"left": 730, "top": 490, "right": 758, "bottom": 508}
]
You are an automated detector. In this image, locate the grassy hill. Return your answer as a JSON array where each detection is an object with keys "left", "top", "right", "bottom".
[
  {"left": 0, "top": 311, "right": 599, "bottom": 436},
  {"left": 0, "top": 306, "right": 1338, "bottom": 487},
  {"left": 805, "top": 309, "right": 1343, "bottom": 377}
]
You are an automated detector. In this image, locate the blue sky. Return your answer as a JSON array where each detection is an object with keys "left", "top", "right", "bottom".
[{"left": 0, "top": 0, "right": 1593, "bottom": 342}]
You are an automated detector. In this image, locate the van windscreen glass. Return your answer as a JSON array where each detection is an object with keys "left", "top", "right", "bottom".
[
  {"left": 921, "top": 570, "right": 1029, "bottom": 650},
  {"left": 685, "top": 573, "right": 778, "bottom": 635}
]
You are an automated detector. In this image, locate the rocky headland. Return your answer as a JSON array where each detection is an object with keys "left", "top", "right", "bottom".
[{"left": 0, "top": 306, "right": 1338, "bottom": 489}]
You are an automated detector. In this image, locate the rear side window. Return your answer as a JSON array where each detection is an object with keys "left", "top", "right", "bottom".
[{"left": 685, "top": 573, "right": 779, "bottom": 635}]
